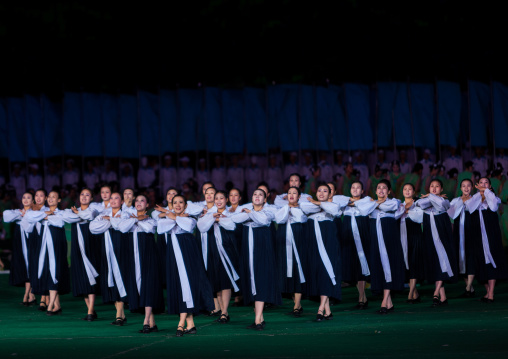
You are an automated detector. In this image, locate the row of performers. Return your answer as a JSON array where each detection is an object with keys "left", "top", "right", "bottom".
[{"left": 4, "top": 174, "right": 508, "bottom": 336}]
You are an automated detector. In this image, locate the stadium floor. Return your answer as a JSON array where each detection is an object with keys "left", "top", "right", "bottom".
[{"left": 0, "top": 274, "right": 507, "bottom": 358}]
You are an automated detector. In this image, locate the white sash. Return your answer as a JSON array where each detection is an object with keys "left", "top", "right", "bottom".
[
  {"left": 76, "top": 222, "right": 99, "bottom": 285},
  {"left": 133, "top": 228, "right": 142, "bottom": 294},
  {"left": 38, "top": 223, "right": 58, "bottom": 284},
  {"left": 375, "top": 213, "right": 392, "bottom": 282},
  {"left": 285, "top": 222, "right": 305, "bottom": 283},
  {"left": 213, "top": 224, "right": 240, "bottom": 292},
  {"left": 312, "top": 219, "right": 336, "bottom": 285},
  {"left": 429, "top": 212, "right": 454, "bottom": 277},
  {"left": 400, "top": 217, "right": 409, "bottom": 270},
  {"left": 478, "top": 209, "right": 496, "bottom": 268},
  {"left": 104, "top": 230, "right": 127, "bottom": 297},
  {"left": 349, "top": 215, "right": 370, "bottom": 275},
  {"left": 171, "top": 230, "right": 194, "bottom": 308}
]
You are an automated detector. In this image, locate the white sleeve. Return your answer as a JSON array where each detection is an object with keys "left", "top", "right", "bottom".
[
  {"left": 197, "top": 213, "right": 216, "bottom": 233},
  {"left": 274, "top": 205, "right": 290, "bottom": 224},
  {"left": 299, "top": 201, "right": 321, "bottom": 215},
  {"left": 379, "top": 198, "right": 400, "bottom": 212},
  {"left": 395, "top": 203, "right": 406, "bottom": 219},
  {"left": 118, "top": 218, "right": 137, "bottom": 233},
  {"left": 60, "top": 209, "right": 81, "bottom": 223},
  {"left": 407, "top": 206, "right": 424, "bottom": 223},
  {"left": 23, "top": 210, "right": 47, "bottom": 223},
  {"left": 355, "top": 198, "right": 378, "bottom": 216},
  {"left": 416, "top": 197, "right": 432, "bottom": 209},
  {"left": 218, "top": 217, "right": 236, "bottom": 231},
  {"left": 320, "top": 201, "right": 340, "bottom": 216},
  {"left": 249, "top": 209, "right": 274, "bottom": 226},
  {"left": 185, "top": 202, "right": 205, "bottom": 217},
  {"left": 290, "top": 207, "right": 307, "bottom": 223},
  {"left": 151, "top": 210, "right": 163, "bottom": 221},
  {"left": 175, "top": 217, "right": 197, "bottom": 233},
  {"left": 230, "top": 212, "right": 250, "bottom": 224},
  {"left": 110, "top": 217, "right": 123, "bottom": 230},
  {"left": 429, "top": 194, "right": 450, "bottom": 211},
  {"left": 89, "top": 216, "right": 112, "bottom": 234},
  {"left": 47, "top": 214, "right": 65, "bottom": 228},
  {"left": 332, "top": 195, "right": 350, "bottom": 210},
  {"left": 2, "top": 210, "right": 22, "bottom": 223},
  {"left": 157, "top": 218, "right": 177, "bottom": 234},
  {"left": 447, "top": 198, "right": 465, "bottom": 219},
  {"left": 274, "top": 194, "right": 289, "bottom": 207},
  {"left": 137, "top": 218, "right": 157, "bottom": 233},
  {"left": 484, "top": 188, "right": 501, "bottom": 212},
  {"left": 78, "top": 208, "right": 99, "bottom": 221}
]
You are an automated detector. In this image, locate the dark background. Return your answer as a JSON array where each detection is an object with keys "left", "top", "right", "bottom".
[{"left": 1, "top": 1, "right": 506, "bottom": 96}]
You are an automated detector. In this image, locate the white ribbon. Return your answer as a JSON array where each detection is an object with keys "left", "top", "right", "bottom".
[
  {"left": 201, "top": 232, "right": 208, "bottom": 270},
  {"left": 285, "top": 222, "right": 306, "bottom": 283},
  {"left": 248, "top": 225, "right": 257, "bottom": 295},
  {"left": 349, "top": 215, "right": 370, "bottom": 275},
  {"left": 313, "top": 219, "right": 336, "bottom": 285},
  {"left": 375, "top": 213, "right": 392, "bottom": 282},
  {"left": 429, "top": 212, "right": 454, "bottom": 277},
  {"left": 38, "top": 222, "right": 58, "bottom": 284},
  {"left": 478, "top": 209, "right": 497, "bottom": 268},
  {"left": 19, "top": 224, "right": 29, "bottom": 275},
  {"left": 400, "top": 217, "right": 409, "bottom": 270},
  {"left": 76, "top": 222, "right": 99, "bottom": 285},
  {"left": 458, "top": 210, "right": 466, "bottom": 274},
  {"left": 165, "top": 233, "right": 168, "bottom": 244},
  {"left": 213, "top": 224, "right": 240, "bottom": 292},
  {"left": 133, "top": 228, "right": 142, "bottom": 294},
  {"left": 171, "top": 230, "right": 194, "bottom": 308},
  {"left": 104, "top": 230, "right": 127, "bottom": 297}
]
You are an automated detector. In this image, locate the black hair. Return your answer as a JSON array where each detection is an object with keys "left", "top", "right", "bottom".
[
  {"left": 228, "top": 188, "right": 242, "bottom": 198},
  {"left": 412, "top": 163, "right": 423, "bottom": 173},
  {"left": 479, "top": 177, "right": 492, "bottom": 186},
  {"left": 310, "top": 165, "right": 321, "bottom": 175},
  {"left": 327, "top": 181, "right": 337, "bottom": 192},
  {"left": 202, "top": 181, "right": 215, "bottom": 191},
  {"left": 288, "top": 186, "right": 302, "bottom": 196},
  {"left": 316, "top": 181, "right": 331, "bottom": 193},
  {"left": 402, "top": 182, "right": 415, "bottom": 192},
  {"left": 123, "top": 187, "right": 135, "bottom": 193},
  {"left": 257, "top": 182, "right": 270, "bottom": 193},
  {"left": 204, "top": 186, "right": 217, "bottom": 194},
  {"left": 460, "top": 178, "right": 473, "bottom": 188},
  {"left": 21, "top": 191, "right": 34, "bottom": 201},
  {"left": 135, "top": 194, "right": 148, "bottom": 202},
  {"left": 166, "top": 187, "right": 180, "bottom": 196},
  {"left": 172, "top": 194, "right": 187, "bottom": 205},
  {"left": 35, "top": 188, "right": 48, "bottom": 197},
  {"left": 447, "top": 168, "right": 459, "bottom": 177},
  {"left": 48, "top": 190, "right": 60, "bottom": 199},
  {"left": 377, "top": 179, "right": 392, "bottom": 191},
  {"left": 100, "top": 185, "right": 112, "bottom": 192},
  {"left": 351, "top": 180, "right": 364, "bottom": 190},
  {"left": 215, "top": 190, "right": 228, "bottom": 199},
  {"left": 253, "top": 188, "right": 267, "bottom": 198},
  {"left": 391, "top": 160, "right": 400, "bottom": 167},
  {"left": 465, "top": 161, "right": 474, "bottom": 169},
  {"left": 80, "top": 187, "right": 94, "bottom": 195}
]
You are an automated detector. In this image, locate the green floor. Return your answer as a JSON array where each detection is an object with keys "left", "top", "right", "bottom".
[{"left": 1, "top": 275, "right": 507, "bottom": 358}]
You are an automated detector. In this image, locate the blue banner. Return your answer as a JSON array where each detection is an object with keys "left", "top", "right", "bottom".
[
  {"left": 0, "top": 100, "right": 8, "bottom": 158},
  {"left": 101, "top": 94, "right": 120, "bottom": 157},
  {"left": 63, "top": 93, "right": 82, "bottom": 156},
  {"left": 344, "top": 84, "right": 372, "bottom": 150},
  {"left": 469, "top": 81, "right": 490, "bottom": 147},
  {"left": 82, "top": 93, "right": 102, "bottom": 157},
  {"left": 437, "top": 81, "right": 461, "bottom": 147},
  {"left": 42, "top": 95, "right": 63, "bottom": 158},
  {"left": 138, "top": 91, "right": 160, "bottom": 156},
  {"left": 24, "top": 96, "right": 44, "bottom": 159},
  {"left": 159, "top": 90, "right": 177, "bottom": 153},
  {"left": 178, "top": 89, "right": 202, "bottom": 152},
  {"left": 222, "top": 89, "right": 245, "bottom": 153},
  {"left": 204, "top": 88, "right": 224, "bottom": 153},
  {"left": 410, "top": 83, "right": 435, "bottom": 149},
  {"left": 493, "top": 82, "right": 508, "bottom": 148},
  {"left": 7, "top": 98, "right": 26, "bottom": 162},
  {"left": 267, "top": 85, "right": 297, "bottom": 151},
  {"left": 244, "top": 87, "right": 267, "bottom": 153},
  {"left": 118, "top": 94, "right": 138, "bottom": 159}
]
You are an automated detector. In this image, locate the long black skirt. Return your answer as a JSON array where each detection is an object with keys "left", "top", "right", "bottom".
[
  {"left": 127, "top": 232, "right": 165, "bottom": 313},
  {"left": 100, "top": 229, "right": 130, "bottom": 304},
  {"left": 369, "top": 217, "right": 405, "bottom": 292},
  {"left": 157, "top": 233, "right": 168, "bottom": 288},
  {"left": 35, "top": 225, "right": 71, "bottom": 295},
  {"left": 306, "top": 219, "right": 342, "bottom": 300},
  {"left": 166, "top": 232, "right": 214, "bottom": 315},
  {"left": 341, "top": 215, "right": 371, "bottom": 283},
  {"left": 70, "top": 222, "right": 101, "bottom": 297},
  {"left": 422, "top": 213, "right": 458, "bottom": 283},
  {"left": 276, "top": 222, "right": 307, "bottom": 294},
  {"left": 469, "top": 209, "right": 508, "bottom": 282},
  {"left": 452, "top": 211, "right": 475, "bottom": 275},
  {"left": 406, "top": 218, "right": 425, "bottom": 281},
  {"left": 203, "top": 227, "right": 240, "bottom": 294},
  {"left": 240, "top": 226, "right": 282, "bottom": 305},
  {"left": 9, "top": 223, "right": 30, "bottom": 287},
  {"left": 28, "top": 227, "right": 46, "bottom": 295}
]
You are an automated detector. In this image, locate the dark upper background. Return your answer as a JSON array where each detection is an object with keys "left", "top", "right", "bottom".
[{"left": 1, "top": 1, "right": 506, "bottom": 97}]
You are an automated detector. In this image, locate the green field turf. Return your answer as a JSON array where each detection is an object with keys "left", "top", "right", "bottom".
[{"left": 1, "top": 275, "right": 507, "bottom": 358}]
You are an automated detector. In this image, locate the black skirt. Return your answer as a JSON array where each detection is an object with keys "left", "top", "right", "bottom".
[
  {"left": 276, "top": 222, "right": 307, "bottom": 294},
  {"left": 28, "top": 227, "right": 46, "bottom": 295},
  {"left": 203, "top": 226, "right": 240, "bottom": 294},
  {"left": 306, "top": 219, "right": 342, "bottom": 300},
  {"left": 35, "top": 225, "right": 71, "bottom": 295},
  {"left": 126, "top": 232, "right": 165, "bottom": 313},
  {"left": 469, "top": 209, "right": 508, "bottom": 282},
  {"left": 239, "top": 225, "right": 282, "bottom": 305},
  {"left": 341, "top": 215, "right": 371, "bottom": 283},
  {"left": 422, "top": 213, "right": 458, "bottom": 283},
  {"left": 70, "top": 222, "right": 101, "bottom": 297},
  {"left": 100, "top": 228, "right": 130, "bottom": 304},
  {"left": 452, "top": 211, "right": 475, "bottom": 275},
  {"left": 166, "top": 232, "right": 214, "bottom": 315},
  {"left": 369, "top": 217, "right": 405, "bottom": 292},
  {"left": 9, "top": 223, "right": 30, "bottom": 287},
  {"left": 405, "top": 218, "right": 425, "bottom": 281},
  {"left": 157, "top": 233, "right": 168, "bottom": 288}
]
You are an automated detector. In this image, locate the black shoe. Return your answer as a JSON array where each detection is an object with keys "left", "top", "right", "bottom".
[
  {"left": 377, "top": 307, "right": 388, "bottom": 314},
  {"left": 405, "top": 299, "right": 413, "bottom": 303},
  {"left": 27, "top": 299, "right": 37, "bottom": 306},
  {"left": 149, "top": 325, "right": 159, "bottom": 332},
  {"left": 218, "top": 314, "right": 230, "bottom": 323},
  {"left": 47, "top": 308, "right": 62, "bottom": 316},
  {"left": 387, "top": 306, "right": 394, "bottom": 313},
  {"left": 184, "top": 327, "right": 197, "bottom": 334},
  {"left": 208, "top": 309, "right": 221, "bottom": 317},
  {"left": 92, "top": 311, "right": 98, "bottom": 320},
  {"left": 111, "top": 317, "right": 126, "bottom": 326},
  {"left": 139, "top": 325, "right": 151, "bottom": 334},
  {"left": 355, "top": 301, "right": 368, "bottom": 310},
  {"left": 412, "top": 296, "right": 421, "bottom": 303},
  {"left": 254, "top": 324, "right": 264, "bottom": 331},
  {"left": 480, "top": 297, "right": 493, "bottom": 303},
  {"left": 431, "top": 296, "right": 440, "bottom": 307},
  {"left": 176, "top": 326, "right": 184, "bottom": 337},
  {"left": 459, "top": 289, "right": 476, "bottom": 298},
  {"left": 82, "top": 314, "right": 95, "bottom": 322},
  {"left": 38, "top": 303, "right": 47, "bottom": 312},
  {"left": 246, "top": 322, "right": 257, "bottom": 329},
  {"left": 324, "top": 313, "right": 333, "bottom": 320},
  {"left": 316, "top": 311, "right": 324, "bottom": 322},
  {"left": 439, "top": 299, "right": 448, "bottom": 306}
]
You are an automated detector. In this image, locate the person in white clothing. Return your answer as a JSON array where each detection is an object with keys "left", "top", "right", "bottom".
[
  {"left": 211, "top": 156, "right": 227, "bottom": 190},
  {"left": 284, "top": 152, "right": 300, "bottom": 180},
  {"left": 160, "top": 155, "right": 177, "bottom": 194},
  {"left": 226, "top": 155, "right": 244, "bottom": 191},
  {"left": 443, "top": 146, "right": 463, "bottom": 174},
  {"left": 44, "top": 162, "right": 61, "bottom": 193},
  {"left": 62, "top": 159, "right": 79, "bottom": 187},
  {"left": 137, "top": 157, "right": 156, "bottom": 189},
  {"left": 177, "top": 157, "right": 194, "bottom": 190},
  {"left": 265, "top": 155, "right": 283, "bottom": 194},
  {"left": 10, "top": 164, "right": 26, "bottom": 198},
  {"left": 101, "top": 161, "right": 118, "bottom": 183}
]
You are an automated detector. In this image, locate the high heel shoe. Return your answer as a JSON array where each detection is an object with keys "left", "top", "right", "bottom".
[
  {"left": 431, "top": 295, "right": 440, "bottom": 307},
  {"left": 38, "top": 302, "right": 47, "bottom": 312},
  {"left": 412, "top": 296, "right": 421, "bottom": 303},
  {"left": 377, "top": 307, "right": 388, "bottom": 314},
  {"left": 140, "top": 325, "right": 151, "bottom": 334},
  {"left": 176, "top": 325, "right": 184, "bottom": 337},
  {"left": 218, "top": 314, "right": 230, "bottom": 323},
  {"left": 184, "top": 327, "right": 197, "bottom": 334},
  {"left": 324, "top": 312, "right": 333, "bottom": 320},
  {"left": 316, "top": 310, "right": 324, "bottom": 322}
]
